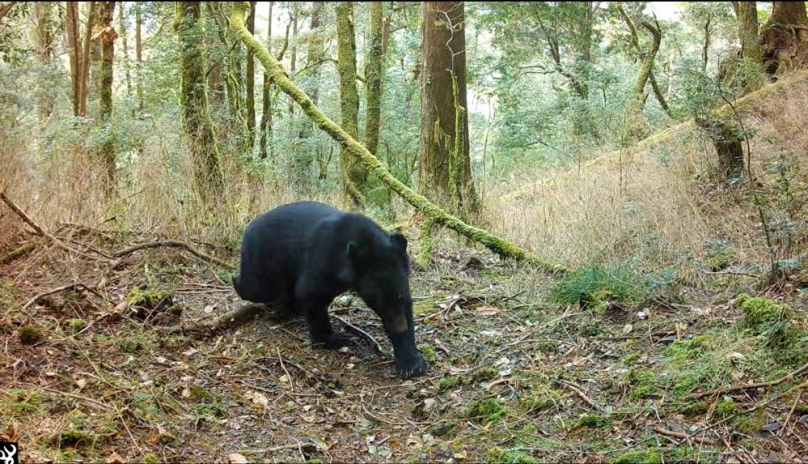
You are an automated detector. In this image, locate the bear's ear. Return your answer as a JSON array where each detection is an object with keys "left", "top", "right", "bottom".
[{"left": 390, "top": 232, "right": 408, "bottom": 253}]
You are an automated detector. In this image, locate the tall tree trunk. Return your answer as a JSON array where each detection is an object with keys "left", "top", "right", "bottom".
[
  {"left": 760, "top": 1, "right": 808, "bottom": 78},
  {"left": 35, "top": 2, "right": 54, "bottom": 123},
  {"left": 99, "top": 1, "right": 117, "bottom": 198},
  {"left": 118, "top": 1, "right": 132, "bottom": 98},
  {"left": 205, "top": 2, "right": 225, "bottom": 110},
  {"left": 288, "top": 11, "right": 298, "bottom": 116},
  {"left": 245, "top": 1, "right": 256, "bottom": 154},
  {"left": 703, "top": 12, "right": 712, "bottom": 73},
  {"left": 623, "top": 17, "right": 661, "bottom": 143},
  {"left": 616, "top": 4, "right": 671, "bottom": 117},
  {"left": 65, "top": 2, "right": 81, "bottom": 116},
  {"left": 79, "top": 1, "right": 96, "bottom": 117},
  {"left": 89, "top": 2, "right": 103, "bottom": 105},
  {"left": 306, "top": 1, "right": 324, "bottom": 105},
  {"left": 135, "top": 1, "right": 143, "bottom": 110},
  {"left": 336, "top": 1, "right": 366, "bottom": 209},
  {"left": 177, "top": 1, "right": 224, "bottom": 203},
  {"left": 365, "top": 2, "right": 383, "bottom": 157},
  {"left": 728, "top": 1, "right": 766, "bottom": 93},
  {"left": 419, "top": 1, "right": 478, "bottom": 218},
  {"left": 259, "top": 1, "right": 274, "bottom": 160}
]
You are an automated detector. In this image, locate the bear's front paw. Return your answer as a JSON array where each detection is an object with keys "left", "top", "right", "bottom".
[{"left": 396, "top": 351, "right": 428, "bottom": 380}]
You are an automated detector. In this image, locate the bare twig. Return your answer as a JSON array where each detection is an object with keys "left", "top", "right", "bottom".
[
  {"left": 334, "top": 314, "right": 386, "bottom": 355},
  {"left": 113, "top": 240, "right": 235, "bottom": 269},
  {"left": 556, "top": 379, "right": 599, "bottom": 410},
  {"left": 652, "top": 426, "right": 718, "bottom": 445},
  {"left": 21, "top": 283, "right": 98, "bottom": 311},
  {"left": 0, "top": 242, "right": 37, "bottom": 264},
  {"left": 696, "top": 359, "right": 808, "bottom": 399},
  {"left": 780, "top": 379, "right": 808, "bottom": 437},
  {"left": 276, "top": 347, "right": 294, "bottom": 391}
]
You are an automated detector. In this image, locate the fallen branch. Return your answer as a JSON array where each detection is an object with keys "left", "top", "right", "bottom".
[
  {"left": 0, "top": 242, "right": 37, "bottom": 264},
  {"left": 334, "top": 314, "right": 386, "bottom": 356},
  {"left": 113, "top": 240, "right": 235, "bottom": 270},
  {"left": 156, "top": 302, "right": 265, "bottom": 335},
  {"left": 228, "top": 3, "right": 564, "bottom": 275},
  {"left": 696, "top": 359, "right": 808, "bottom": 399},
  {"left": 1, "top": 191, "right": 86, "bottom": 257},
  {"left": 652, "top": 426, "right": 717, "bottom": 446},
  {"left": 556, "top": 379, "right": 599, "bottom": 410},
  {"left": 22, "top": 283, "right": 98, "bottom": 311}
]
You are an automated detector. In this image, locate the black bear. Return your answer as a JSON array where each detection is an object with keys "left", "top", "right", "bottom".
[{"left": 232, "top": 201, "right": 428, "bottom": 380}]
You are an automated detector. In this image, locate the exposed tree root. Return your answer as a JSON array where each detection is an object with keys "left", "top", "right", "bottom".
[{"left": 156, "top": 302, "right": 265, "bottom": 336}]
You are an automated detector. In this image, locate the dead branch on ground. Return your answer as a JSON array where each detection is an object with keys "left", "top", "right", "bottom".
[
  {"left": 113, "top": 240, "right": 235, "bottom": 270},
  {"left": 696, "top": 359, "right": 808, "bottom": 399},
  {"left": 156, "top": 302, "right": 265, "bottom": 335}
]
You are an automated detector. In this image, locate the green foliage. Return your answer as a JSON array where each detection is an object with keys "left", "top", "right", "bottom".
[
  {"left": 487, "top": 448, "right": 540, "bottom": 464},
  {"left": 465, "top": 398, "right": 508, "bottom": 424},
  {"left": 550, "top": 262, "right": 649, "bottom": 308},
  {"left": 610, "top": 449, "right": 662, "bottom": 464},
  {"left": 18, "top": 325, "right": 43, "bottom": 344}
]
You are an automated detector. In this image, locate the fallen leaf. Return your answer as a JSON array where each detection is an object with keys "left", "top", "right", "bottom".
[
  {"left": 475, "top": 305, "right": 499, "bottom": 316},
  {"left": 622, "top": 324, "right": 633, "bottom": 334},
  {"left": 182, "top": 388, "right": 191, "bottom": 398},
  {"left": 113, "top": 301, "right": 127, "bottom": 313},
  {"left": 245, "top": 390, "right": 268, "bottom": 408},
  {"left": 182, "top": 347, "right": 198, "bottom": 357},
  {"left": 105, "top": 451, "right": 126, "bottom": 464},
  {"left": 279, "top": 375, "right": 290, "bottom": 383},
  {"left": 227, "top": 453, "right": 248, "bottom": 464},
  {"left": 76, "top": 378, "right": 87, "bottom": 389},
  {"left": 1, "top": 422, "right": 18, "bottom": 442},
  {"left": 203, "top": 305, "right": 215, "bottom": 314}
]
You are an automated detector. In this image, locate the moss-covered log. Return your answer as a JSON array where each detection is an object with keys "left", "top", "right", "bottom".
[{"left": 228, "top": 2, "right": 564, "bottom": 274}]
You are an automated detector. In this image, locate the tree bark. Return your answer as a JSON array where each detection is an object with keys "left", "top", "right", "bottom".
[
  {"left": 259, "top": 1, "right": 274, "bottom": 160},
  {"left": 99, "top": 1, "right": 117, "bottom": 198},
  {"left": 694, "top": 118, "right": 745, "bottom": 185},
  {"left": 65, "top": 2, "right": 81, "bottom": 116},
  {"left": 760, "top": 1, "right": 808, "bottom": 78},
  {"left": 205, "top": 2, "right": 225, "bottom": 111},
  {"left": 245, "top": 1, "right": 257, "bottom": 154},
  {"left": 616, "top": 4, "right": 671, "bottom": 117},
  {"left": 35, "top": 2, "right": 54, "bottom": 123},
  {"left": 177, "top": 1, "right": 224, "bottom": 203},
  {"left": 727, "top": 1, "right": 766, "bottom": 93},
  {"left": 228, "top": 2, "right": 564, "bottom": 274},
  {"left": 703, "top": 12, "right": 712, "bottom": 73},
  {"left": 365, "top": 2, "right": 383, "bottom": 157},
  {"left": 305, "top": 1, "right": 324, "bottom": 105},
  {"left": 135, "top": 1, "right": 143, "bottom": 110},
  {"left": 336, "top": 1, "right": 367, "bottom": 209},
  {"left": 288, "top": 10, "right": 298, "bottom": 116},
  {"left": 419, "top": 1, "right": 478, "bottom": 217},
  {"left": 624, "top": 17, "right": 661, "bottom": 143},
  {"left": 118, "top": 1, "right": 132, "bottom": 98},
  {"left": 79, "top": 1, "right": 96, "bottom": 117}
]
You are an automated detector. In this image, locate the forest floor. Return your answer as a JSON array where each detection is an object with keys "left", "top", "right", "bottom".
[{"left": 2, "top": 221, "right": 808, "bottom": 464}]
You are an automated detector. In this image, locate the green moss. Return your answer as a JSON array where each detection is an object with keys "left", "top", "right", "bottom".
[
  {"left": 126, "top": 287, "right": 171, "bottom": 309},
  {"left": 18, "top": 325, "right": 43, "bottom": 344},
  {"left": 413, "top": 300, "right": 437, "bottom": 316},
  {"left": 68, "top": 319, "right": 86, "bottom": 332},
  {"left": 471, "top": 367, "right": 499, "bottom": 383},
  {"left": 190, "top": 385, "right": 214, "bottom": 401},
  {"left": 716, "top": 397, "right": 738, "bottom": 417},
  {"left": 678, "top": 401, "right": 708, "bottom": 416},
  {"left": 627, "top": 369, "right": 658, "bottom": 399},
  {"left": 429, "top": 422, "right": 457, "bottom": 437},
  {"left": 159, "top": 432, "right": 179, "bottom": 444},
  {"left": 737, "top": 293, "right": 793, "bottom": 329},
  {"left": 439, "top": 377, "right": 461, "bottom": 391},
  {"left": 575, "top": 413, "right": 611, "bottom": 429},
  {"left": 621, "top": 353, "right": 642, "bottom": 365},
  {"left": 796, "top": 404, "right": 808, "bottom": 415},
  {"left": 117, "top": 333, "right": 151, "bottom": 353},
  {"left": 733, "top": 409, "right": 765, "bottom": 434},
  {"left": 736, "top": 293, "right": 808, "bottom": 366},
  {"left": 5, "top": 389, "right": 42, "bottom": 415},
  {"left": 465, "top": 398, "right": 508, "bottom": 424},
  {"left": 418, "top": 344, "right": 437, "bottom": 363},
  {"left": 520, "top": 388, "right": 559, "bottom": 413},
  {"left": 610, "top": 449, "right": 662, "bottom": 464},
  {"left": 49, "top": 429, "right": 97, "bottom": 448},
  {"left": 141, "top": 453, "right": 159, "bottom": 464},
  {"left": 486, "top": 448, "right": 539, "bottom": 464}
]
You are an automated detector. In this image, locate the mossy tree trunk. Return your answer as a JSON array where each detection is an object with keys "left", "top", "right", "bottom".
[
  {"left": 729, "top": 2, "right": 766, "bottom": 94},
  {"left": 623, "top": 16, "right": 661, "bottom": 144},
  {"left": 135, "top": 1, "right": 143, "bottom": 111},
  {"left": 228, "top": 2, "right": 564, "bottom": 275},
  {"left": 245, "top": 1, "right": 256, "bottom": 154},
  {"left": 365, "top": 1, "right": 383, "bottom": 158},
  {"left": 99, "top": 1, "right": 117, "bottom": 199},
  {"left": 178, "top": 1, "right": 224, "bottom": 204},
  {"left": 259, "top": 1, "right": 274, "bottom": 161},
  {"left": 209, "top": 2, "right": 247, "bottom": 143},
  {"left": 206, "top": 2, "right": 226, "bottom": 111},
  {"left": 419, "top": 1, "right": 478, "bottom": 219},
  {"left": 305, "top": 2, "right": 324, "bottom": 106},
  {"left": 117, "top": 2, "right": 132, "bottom": 98},
  {"left": 694, "top": 117, "right": 745, "bottom": 186},
  {"left": 65, "top": 2, "right": 81, "bottom": 116},
  {"left": 35, "top": 2, "right": 54, "bottom": 123},
  {"left": 288, "top": 9, "right": 298, "bottom": 116},
  {"left": 616, "top": 4, "right": 671, "bottom": 118},
  {"left": 336, "top": 1, "right": 368, "bottom": 209},
  {"left": 77, "top": 1, "right": 96, "bottom": 117},
  {"left": 760, "top": 1, "right": 808, "bottom": 79}
]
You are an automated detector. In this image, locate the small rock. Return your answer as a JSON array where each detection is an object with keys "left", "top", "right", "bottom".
[
  {"left": 637, "top": 311, "right": 649, "bottom": 320},
  {"left": 760, "top": 421, "right": 782, "bottom": 434}
]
